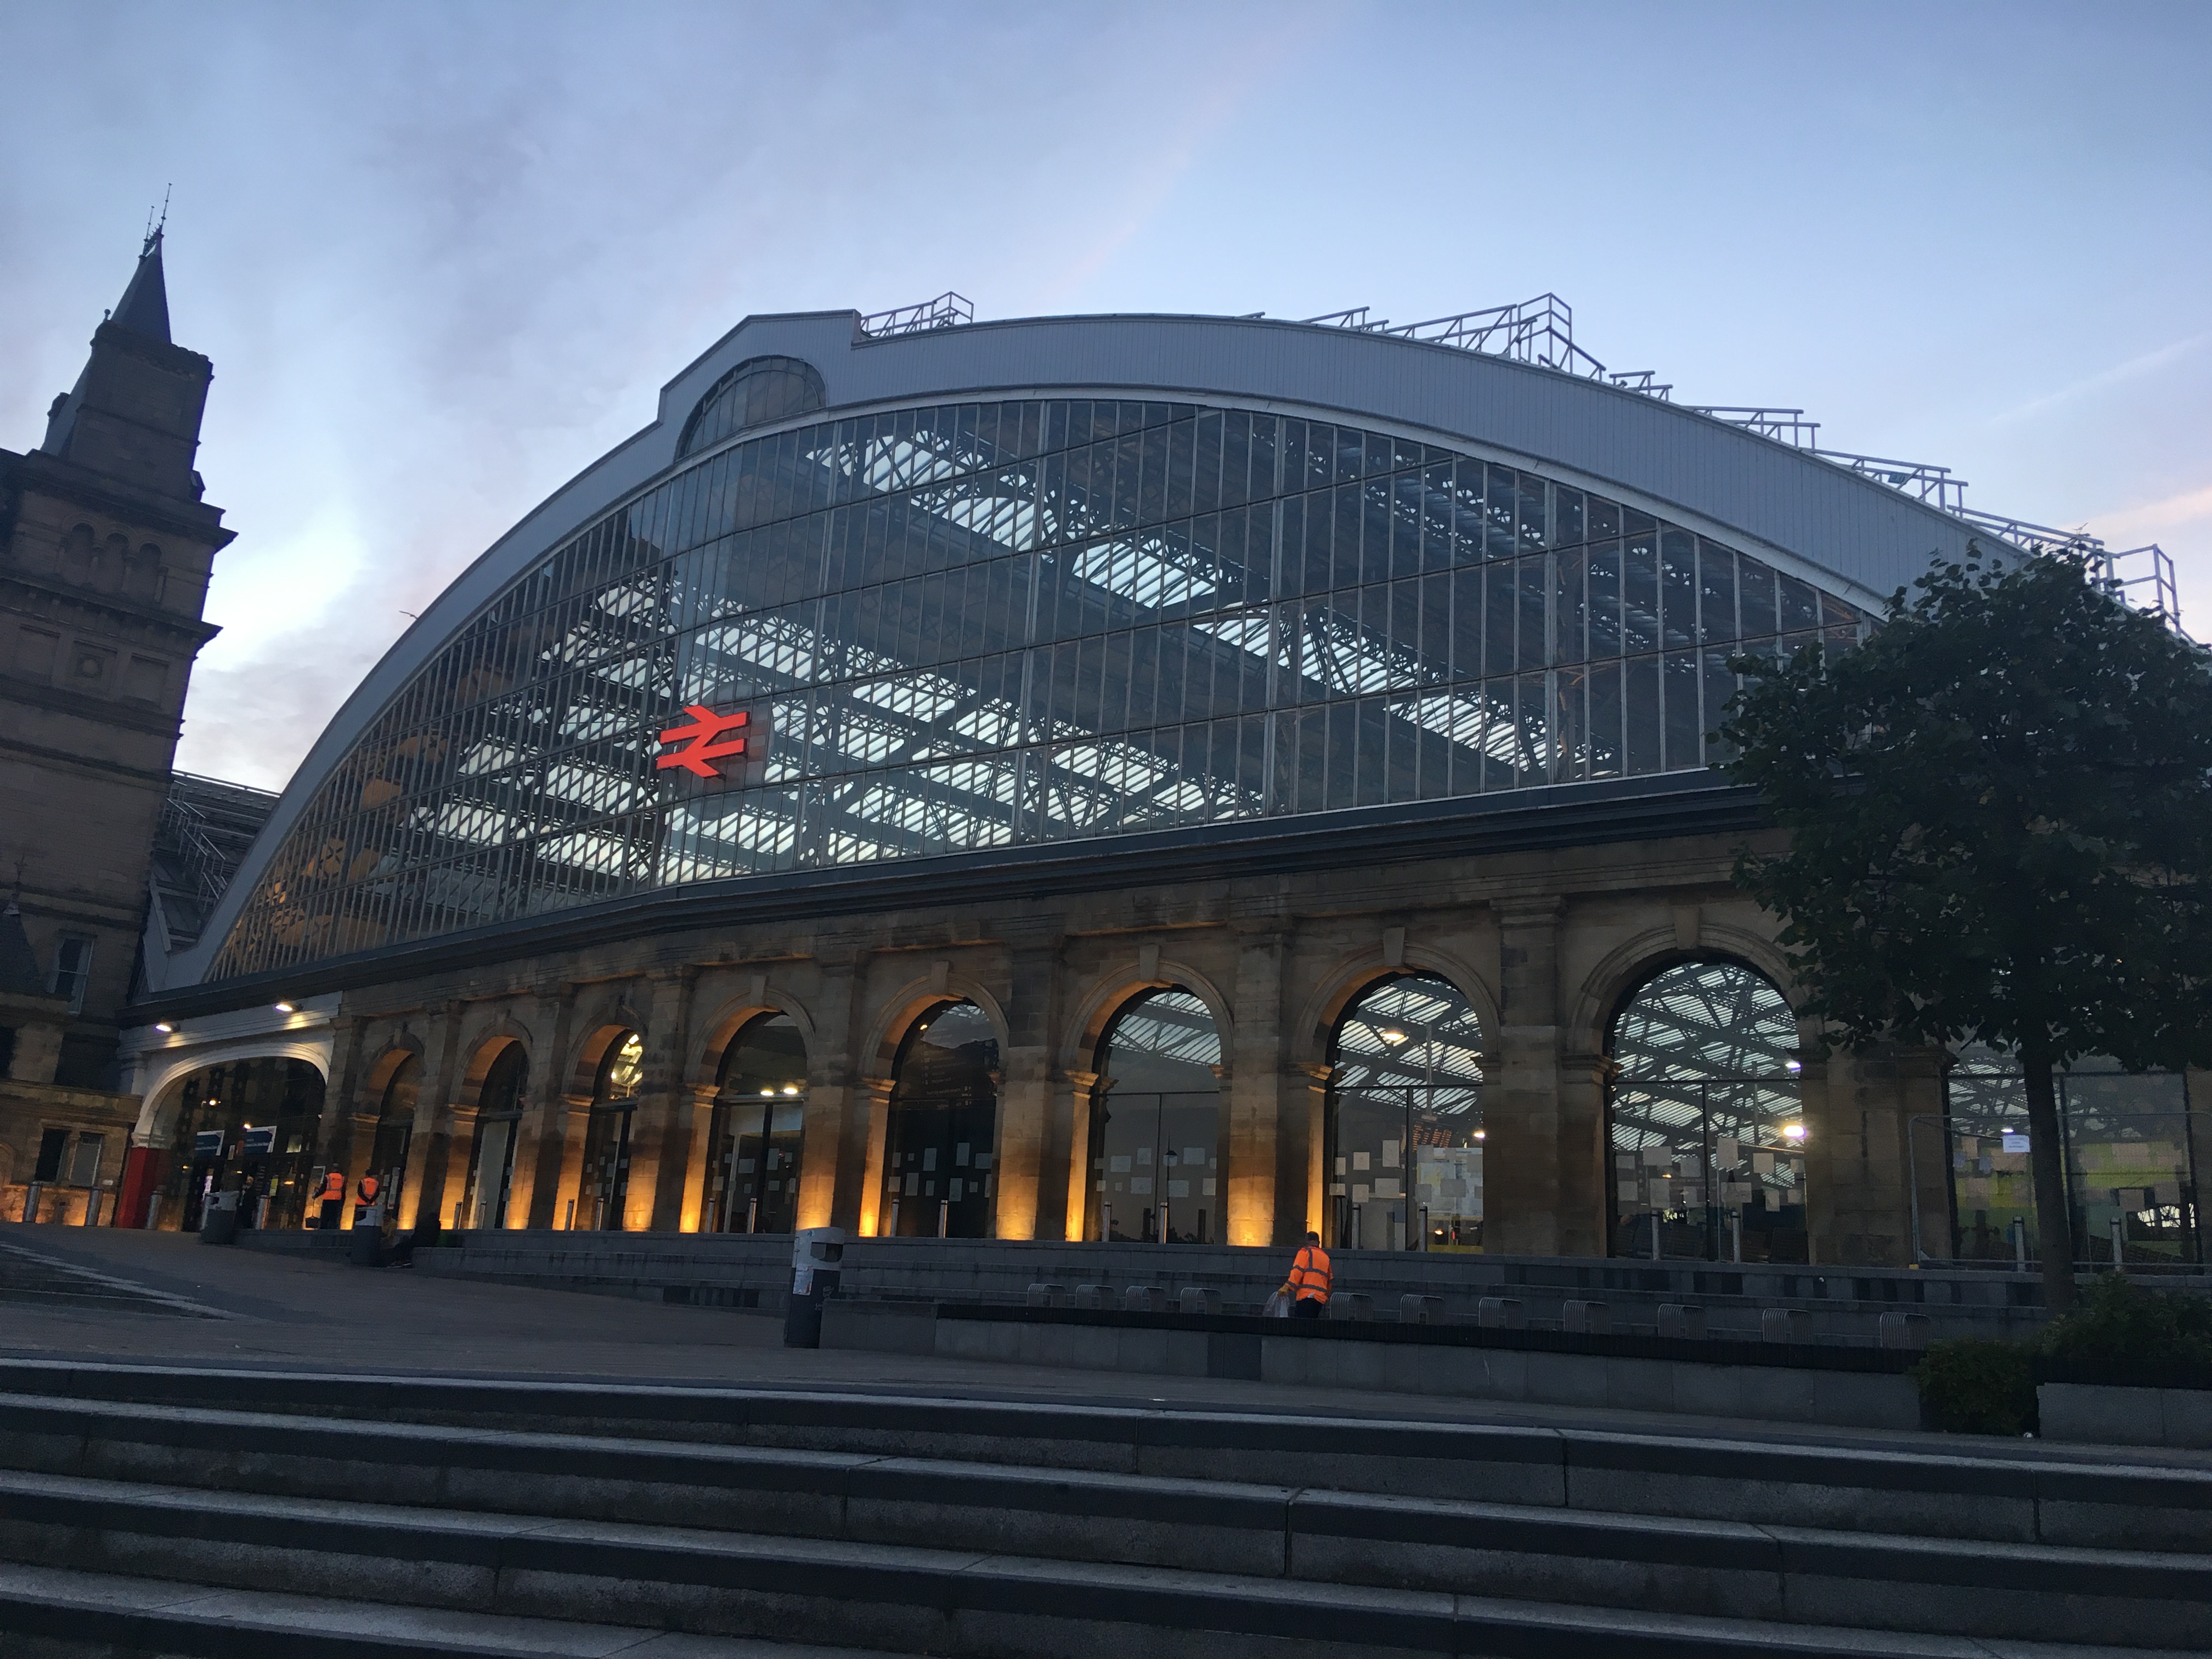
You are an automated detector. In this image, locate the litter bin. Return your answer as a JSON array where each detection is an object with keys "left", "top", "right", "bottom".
[
  {"left": 349, "top": 1201, "right": 386, "bottom": 1267},
  {"left": 782, "top": 1226, "right": 844, "bottom": 1348},
  {"left": 199, "top": 1190, "right": 240, "bottom": 1246}
]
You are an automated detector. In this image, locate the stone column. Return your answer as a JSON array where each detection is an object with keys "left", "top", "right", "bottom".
[
  {"left": 548, "top": 1091, "right": 594, "bottom": 1229},
  {"left": 517, "top": 983, "right": 580, "bottom": 1230},
  {"left": 675, "top": 1082, "right": 721, "bottom": 1232},
  {"left": 1805, "top": 1040, "right": 1944, "bottom": 1267},
  {"left": 2183, "top": 1070, "right": 2212, "bottom": 1267},
  {"left": 797, "top": 952, "right": 865, "bottom": 1233},
  {"left": 853, "top": 1075, "right": 896, "bottom": 1235},
  {"left": 1058, "top": 1068, "right": 1102, "bottom": 1241},
  {"left": 312, "top": 1014, "right": 366, "bottom": 1176},
  {"left": 1487, "top": 898, "right": 1565, "bottom": 1257},
  {"left": 399, "top": 1000, "right": 467, "bottom": 1235},
  {"left": 992, "top": 922, "right": 1064, "bottom": 1242},
  {"left": 628, "top": 967, "right": 701, "bottom": 1233},
  {"left": 1225, "top": 915, "right": 1293, "bottom": 1247},
  {"left": 1556, "top": 1049, "right": 1612, "bottom": 1257},
  {"left": 1292, "top": 1060, "right": 1330, "bottom": 1242}
]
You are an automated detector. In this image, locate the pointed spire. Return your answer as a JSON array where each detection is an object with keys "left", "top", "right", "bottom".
[
  {"left": 109, "top": 224, "right": 171, "bottom": 343},
  {"left": 0, "top": 895, "right": 47, "bottom": 998}
]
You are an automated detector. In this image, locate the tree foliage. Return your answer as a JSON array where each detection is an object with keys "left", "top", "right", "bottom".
[{"left": 1719, "top": 549, "right": 2212, "bottom": 1307}]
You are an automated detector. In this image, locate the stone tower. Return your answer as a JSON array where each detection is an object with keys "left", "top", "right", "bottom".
[{"left": 0, "top": 229, "right": 232, "bottom": 1085}]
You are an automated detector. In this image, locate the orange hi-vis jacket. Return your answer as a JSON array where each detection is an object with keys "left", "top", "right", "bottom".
[
  {"left": 1288, "top": 1244, "right": 1332, "bottom": 1304},
  {"left": 319, "top": 1171, "right": 347, "bottom": 1203}
]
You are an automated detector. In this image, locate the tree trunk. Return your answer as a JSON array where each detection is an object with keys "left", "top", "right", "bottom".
[{"left": 2018, "top": 1029, "right": 2076, "bottom": 1313}]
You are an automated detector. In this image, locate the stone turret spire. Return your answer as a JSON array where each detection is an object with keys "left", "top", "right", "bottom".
[
  {"left": 108, "top": 225, "right": 172, "bottom": 344},
  {"left": 37, "top": 225, "right": 211, "bottom": 499}
]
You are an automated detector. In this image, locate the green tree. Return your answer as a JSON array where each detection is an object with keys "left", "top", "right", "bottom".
[{"left": 1719, "top": 549, "right": 2212, "bottom": 1310}]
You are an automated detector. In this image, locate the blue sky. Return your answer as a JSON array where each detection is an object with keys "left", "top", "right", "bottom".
[{"left": 3, "top": 0, "right": 2207, "bottom": 789}]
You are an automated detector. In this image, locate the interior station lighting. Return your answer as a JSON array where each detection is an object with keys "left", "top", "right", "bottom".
[
  {"left": 153, "top": 1022, "right": 174, "bottom": 1033},
  {"left": 273, "top": 1001, "right": 295, "bottom": 1014},
  {"left": 1378, "top": 1028, "right": 1409, "bottom": 1045},
  {"left": 1782, "top": 1122, "right": 1808, "bottom": 1142}
]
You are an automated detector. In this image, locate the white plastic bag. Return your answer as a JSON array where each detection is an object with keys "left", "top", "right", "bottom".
[{"left": 1263, "top": 1290, "right": 1290, "bottom": 1318}]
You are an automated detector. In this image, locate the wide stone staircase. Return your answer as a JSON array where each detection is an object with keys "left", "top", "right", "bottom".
[{"left": 0, "top": 1356, "right": 2203, "bottom": 1657}]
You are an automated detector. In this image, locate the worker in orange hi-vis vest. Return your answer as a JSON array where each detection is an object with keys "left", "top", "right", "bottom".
[
  {"left": 316, "top": 1169, "right": 347, "bottom": 1230},
  {"left": 1280, "top": 1231, "right": 1331, "bottom": 1319}
]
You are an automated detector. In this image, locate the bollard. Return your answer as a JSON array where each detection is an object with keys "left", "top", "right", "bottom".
[
  {"left": 1657, "top": 1304, "right": 1707, "bottom": 1340},
  {"left": 1329, "top": 1293, "right": 1374, "bottom": 1322},
  {"left": 1399, "top": 1294, "right": 1443, "bottom": 1325},
  {"left": 1477, "top": 1296, "right": 1526, "bottom": 1329},
  {"left": 1561, "top": 1299, "right": 1610, "bottom": 1335},
  {"left": 1878, "top": 1311, "right": 1931, "bottom": 1350},
  {"left": 1124, "top": 1284, "right": 1168, "bottom": 1312},
  {"left": 1025, "top": 1283, "right": 1066, "bottom": 1307},
  {"left": 1073, "top": 1283, "right": 1107, "bottom": 1310},
  {"left": 1762, "top": 1307, "right": 1813, "bottom": 1345},
  {"left": 1178, "top": 1286, "right": 1221, "bottom": 1316}
]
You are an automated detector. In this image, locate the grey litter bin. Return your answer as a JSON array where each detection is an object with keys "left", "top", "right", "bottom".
[
  {"left": 783, "top": 1226, "right": 845, "bottom": 1348},
  {"left": 199, "top": 1190, "right": 240, "bottom": 1246},
  {"left": 349, "top": 1201, "right": 386, "bottom": 1267}
]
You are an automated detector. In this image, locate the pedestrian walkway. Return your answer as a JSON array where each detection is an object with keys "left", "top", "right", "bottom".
[{"left": 3, "top": 1220, "right": 2204, "bottom": 1470}]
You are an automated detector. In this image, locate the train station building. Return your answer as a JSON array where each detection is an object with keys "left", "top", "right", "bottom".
[{"left": 118, "top": 295, "right": 2205, "bottom": 1271}]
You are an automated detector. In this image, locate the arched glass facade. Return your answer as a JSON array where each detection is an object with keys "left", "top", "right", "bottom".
[
  {"left": 462, "top": 1043, "right": 527, "bottom": 1229},
  {"left": 215, "top": 394, "right": 1868, "bottom": 978},
  {"left": 1325, "top": 974, "right": 1486, "bottom": 1251},
  {"left": 707, "top": 1012, "right": 808, "bottom": 1233},
  {"left": 1090, "top": 988, "right": 1223, "bottom": 1243},
  {"left": 162, "top": 1056, "right": 325, "bottom": 1232},
  {"left": 579, "top": 1031, "right": 642, "bottom": 1229},
  {"left": 1608, "top": 960, "right": 1804, "bottom": 1262},
  {"left": 882, "top": 1000, "right": 997, "bottom": 1237},
  {"left": 1940, "top": 1046, "right": 2198, "bottom": 1268}
]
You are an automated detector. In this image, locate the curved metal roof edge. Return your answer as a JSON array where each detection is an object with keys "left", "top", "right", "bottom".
[{"left": 176, "top": 307, "right": 1979, "bottom": 990}]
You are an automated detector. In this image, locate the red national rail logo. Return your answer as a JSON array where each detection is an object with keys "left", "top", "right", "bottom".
[{"left": 654, "top": 704, "right": 752, "bottom": 778}]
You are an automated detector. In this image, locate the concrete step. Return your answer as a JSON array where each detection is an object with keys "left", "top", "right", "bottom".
[
  {"left": 0, "top": 1559, "right": 891, "bottom": 1657},
  {"left": 0, "top": 1466, "right": 2204, "bottom": 1651},
  {"left": 0, "top": 1359, "right": 2203, "bottom": 1548},
  {"left": 1, "top": 1387, "right": 2207, "bottom": 1567}
]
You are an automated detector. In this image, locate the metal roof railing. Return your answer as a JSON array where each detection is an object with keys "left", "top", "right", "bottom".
[
  {"left": 836, "top": 288, "right": 2187, "bottom": 635},
  {"left": 859, "top": 291, "right": 974, "bottom": 338},
  {"left": 1303, "top": 293, "right": 1673, "bottom": 398}
]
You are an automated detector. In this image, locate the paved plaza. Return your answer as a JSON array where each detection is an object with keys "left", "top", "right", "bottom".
[{"left": 0, "top": 1220, "right": 2201, "bottom": 1474}]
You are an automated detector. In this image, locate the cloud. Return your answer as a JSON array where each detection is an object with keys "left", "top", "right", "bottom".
[
  {"left": 2092, "top": 482, "right": 2212, "bottom": 546},
  {"left": 1989, "top": 330, "right": 2212, "bottom": 426}
]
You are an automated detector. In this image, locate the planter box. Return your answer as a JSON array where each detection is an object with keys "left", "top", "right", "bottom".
[
  {"left": 2039, "top": 1381, "right": 2212, "bottom": 1449},
  {"left": 825, "top": 1301, "right": 1923, "bottom": 1431}
]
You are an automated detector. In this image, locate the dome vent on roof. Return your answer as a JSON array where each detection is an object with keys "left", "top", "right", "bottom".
[{"left": 678, "top": 355, "right": 825, "bottom": 455}]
